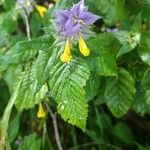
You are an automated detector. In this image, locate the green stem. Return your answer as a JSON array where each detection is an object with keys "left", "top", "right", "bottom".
[
  {"left": 1, "top": 80, "right": 22, "bottom": 128},
  {"left": 42, "top": 123, "right": 46, "bottom": 150},
  {"left": 0, "top": 80, "right": 22, "bottom": 150}
]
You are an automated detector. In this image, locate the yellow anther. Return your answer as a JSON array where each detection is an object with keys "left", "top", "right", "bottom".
[
  {"left": 79, "top": 19, "right": 85, "bottom": 25},
  {"left": 78, "top": 33, "right": 90, "bottom": 56},
  {"left": 35, "top": 4, "right": 47, "bottom": 18},
  {"left": 60, "top": 38, "right": 72, "bottom": 63},
  {"left": 37, "top": 103, "right": 46, "bottom": 118}
]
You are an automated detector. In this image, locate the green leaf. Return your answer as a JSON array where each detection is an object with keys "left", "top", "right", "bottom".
[
  {"left": 88, "top": 0, "right": 128, "bottom": 25},
  {"left": 35, "top": 47, "right": 60, "bottom": 91},
  {"left": 85, "top": 73, "right": 101, "bottom": 101},
  {"left": 142, "top": 2, "right": 150, "bottom": 24},
  {"left": 114, "top": 31, "right": 141, "bottom": 58},
  {"left": 135, "top": 142, "right": 150, "bottom": 150},
  {"left": 30, "top": 13, "right": 43, "bottom": 37},
  {"left": 142, "top": 68, "right": 150, "bottom": 89},
  {"left": 3, "top": 0, "right": 16, "bottom": 10},
  {"left": 95, "top": 111, "right": 112, "bottom": 131},
  {"left": 4, "top": 36, "right": 54, "bottom": 65},
  {"left": 3, "top": 65, "right": 22, "bottom": 93},
  {"left": 105, "top": 68, "right": 136, "bottom": 117},
  {"left": 15, "top": 64, "right": 48, "bottom": 112},
  {"left": 133, "top": 82, "right": 147, "bottom": 116},
  {"left": 94, "top": 85, "right": 106, "bottom": 105},
  {"left": 0, "top": 10, "right": 18, "bottom": 34},
  {"left": 86, "top": 34, "right": 118, "bottom": 76},
  {"left": 145, "top": 90, "right": 150, "bottom": 112},
  {"left": 141, "top": 68, "right": 150, "bottom": 112},
  {"left": 112, "top": 122, "right": 134, "bottom": 144},
  {"left": 48, "top": 58, "right": 90, "bottom": 131},
  {"left": 115, "top": 0, "right": 126, "bottom": 20},
  {"left": 86, "top": 130, "right": 100, "bottom": 143},
  {"left": 8, "top": 114, "right": 20, "bottom": 143},
  {"left": 88, "top": 0, "right": 116, "bottom": 25},
  {"left": 131, "top": 13, "right": 142, "bottom": 32},
  {"left": 18, "top": 133, "right": 42, "bottom": 150},
  {"left": 138, "top": 33, "right": 150, "bottom": 65}
]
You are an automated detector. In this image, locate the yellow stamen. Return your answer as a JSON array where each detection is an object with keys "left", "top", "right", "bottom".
[
  {"left": 78, "top": 33, "right": 90, "bottom": 56},
  {"left": 60, "top": 38, "right": 72, "bottom": 63},
  {"left": 35, "top": 4, "right": 47, "bottom": 18},
  {"left": 37, "top": 103, "right": 46, "bottom": 118},
  {"left": 79, "top": 19, "right": 85, "bottom": 25}
]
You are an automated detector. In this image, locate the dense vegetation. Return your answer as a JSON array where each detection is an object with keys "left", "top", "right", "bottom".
[{"left": 0, "top": 0, "right": 150, "bottom": 149}]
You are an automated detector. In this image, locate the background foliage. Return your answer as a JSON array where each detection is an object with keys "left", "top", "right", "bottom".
[{"left": 0, "top": 0, "right": 150, "bottom": 149}]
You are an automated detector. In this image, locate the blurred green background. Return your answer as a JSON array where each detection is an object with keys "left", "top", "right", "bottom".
[{"left": 0, "top": 0, "right": 150, "bottom": 150}]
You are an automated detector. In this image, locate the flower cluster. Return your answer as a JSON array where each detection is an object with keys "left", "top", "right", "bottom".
[
  {"left": 55, "top": 0, "right": 101, "bottom": 63},
  {"left": 17, "top": 0, "right": 47, "bottom": 18}
]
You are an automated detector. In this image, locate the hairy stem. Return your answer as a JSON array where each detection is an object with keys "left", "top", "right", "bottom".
[
  {"left": 23, "top": 9, "right": 31, "bottom": 41},
  {"left": 44, "top": 101, "right": 63, "bottom": 150}
]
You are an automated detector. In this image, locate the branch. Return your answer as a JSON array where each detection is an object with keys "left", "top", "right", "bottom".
[{"left": 44, "top": 101, "right": 63, "bottom": 150}]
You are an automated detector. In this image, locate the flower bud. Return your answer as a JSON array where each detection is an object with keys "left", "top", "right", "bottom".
[
  {"left": 60, "top": 38, "right": 72, "bottom": 63},
  {"left": 37, "top": 103, "right": 46, "bottom": 118},
  {"left": 78, "top": 33, "right": 90, "bottom": 56},
  {"left": 35, "top": 4, "right": 47, "bottom": 18}
]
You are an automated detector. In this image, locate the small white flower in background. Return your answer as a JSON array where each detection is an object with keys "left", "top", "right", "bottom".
[
  {"left": 16, "top": 0, "right": 48, "bottom": 18},
  {"left": 17, "top": 0, "right": 34, "bottom": 14}
]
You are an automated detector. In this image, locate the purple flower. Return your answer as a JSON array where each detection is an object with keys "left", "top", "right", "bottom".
[
  {"left": 55, "top": 0, "right": 101, "bottom": 63},
  {"left": 55, "top": 0, "right": 101, "bottom": 38}
]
